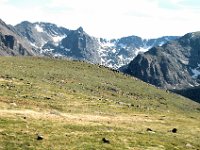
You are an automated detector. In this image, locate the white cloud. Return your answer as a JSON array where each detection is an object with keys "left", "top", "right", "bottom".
[
  {"left": 169, "top": 0, "right": 183, "bottom": 4},
  {"left": 0, "top": 0, "right": 8, "bottom": 4},
  {"left": 0, "top": 0, "right": 200, "bottom": 39}
]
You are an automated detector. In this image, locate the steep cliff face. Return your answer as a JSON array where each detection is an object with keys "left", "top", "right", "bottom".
[
  {"left": 0, "top": 19, "right": 36, "bottom": 56},
  {"left": 15, "top": 22, "right": 101, "bottom": 63},
  {"left": 122, "top": 32, "right": 200, "bottom": 89},
  {"left": 15, "top": 21, "right": 69, "bottom": 48},
  {"left": 0, "top": 33, "right": 28, "bottom": 55},
  {"left": 57, "top": 27, "right": 101, "bottom": 63},
  {"left": 15, "top": 19, "right": 178, "bottom": 67},
  {"left": 98, "top": 36, "right": 178, "bottom": 68}
]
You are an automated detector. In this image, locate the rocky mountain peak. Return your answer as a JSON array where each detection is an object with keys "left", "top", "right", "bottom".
[
  {"left": 0, "top": 18, "right": 37, "bottom": 56},
  {"left": 121, "top": 31, "right": 200, "bottom": 89},
  {"left": 15, "top": 21, "right": 70, "bottom": 49},
  {"left": 76, "top": 26, "right": 84, "bottom": 33},
  {"left": 178, "top": 32, "right": 200, "bottom": 48},
  {"left": 19, "top": 21, "right": 32, "bottom": 25},
  {"left": 183, "top": 32, "right": 200, "bottom": 39},
  {"left": 0, "top": 19, "right": 7, "bottom": 26},
  {"left": 57, "top": 27, "right": 101, "bottom": 63},
  {"left": 1, "top": 18, "right": 179, "bottom": 69}
]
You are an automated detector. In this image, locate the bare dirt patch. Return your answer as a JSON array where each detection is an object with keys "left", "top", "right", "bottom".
[{"left": 0, "top": 109, "right": 162, "bottom": 125}]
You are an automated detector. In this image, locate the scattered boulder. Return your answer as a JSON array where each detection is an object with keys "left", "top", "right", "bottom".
[
  {"left": 10, "top": 102, "right": 17, "bottom": 107},
  {"left": 44, "top": 97, "right": 51, "bottom": 100},
  {"left": 146, "top": 128, "right": 153, "bottom": 132},
  {"left": 116, "top": 101, "right": 126, "bottom": 105},
  {"left": 146, "top": 128, "right": 155, "bottom": 133},
  {"left": 102, "top": 138, "right": 110, "bottom": 144},
  {"left": 186, "top": 143, "right": 193, "bottom": 148},
  {"left": 36, "top": 134, "right": 44, "bottom": 140},
  {"left": 50, "top": 110, "right": 61, "bottom": 116},
  {"left": 171, "top": 128, "right": 177, "bottom": 133}
]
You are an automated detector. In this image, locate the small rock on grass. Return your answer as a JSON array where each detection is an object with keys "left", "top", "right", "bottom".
[
  {"left": 171, "top": 128, "right": 177, "bottom": 133},
  {"left": 146, "top": 128, "right": 155, "bottom": 133},
  {"left": 186, "top": 143, "right": 193, "bottom": 148},
  {"left": 146, "top": 128, "right": 153, "bottom": 132},
  {"left": 10, "top": 102, "right": 17, "bottom": 107},
  {"left": 102, "top": 138, "right": 110, "bottom": 144},
  {"left": 36, "top": 134, "right": 44, "bottom": 140}
]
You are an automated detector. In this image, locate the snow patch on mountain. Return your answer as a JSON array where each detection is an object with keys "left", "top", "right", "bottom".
[
  {"left": 118, "top": 43, "right": 126, "bottom": 48},
  {"left": 52, "top": 35, "right": 65, "bottom": 43},
  {"left": 30, "top": 42, "right": 37, "bottom": 48},
  {"left": 191, "top": 68, "right": 200, "bottom": 78},
  {"left": 100, "top": 40, "right": 115, "bottom": 48},
  {"left": 159, "top": 41, "right": 165, "bottom": 46},
  {"left": 191, "top": 64, "right": 200, "bottom": 78},
  {"left": 35, "top": 24, "right": 43, "bottom": 32},
  {"left": 15, "top": 21, "right": 179, "bottom": 69},
  {"left": 97, "top": 37, "right": 178, "bottom": 69},
  {"left": 135, "top": 47, "right": 150, "bottom": 56}
]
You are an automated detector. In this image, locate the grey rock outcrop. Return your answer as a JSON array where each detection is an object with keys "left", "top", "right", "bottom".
[
  {"left": 0, "top": 19, "right": 36, "bottom": 56},
  {"left": 57, "top": 27, "right": 101, "bottom": 63},
  {"left": 122, "top": 32, "right": 200, "bottom": 89}
]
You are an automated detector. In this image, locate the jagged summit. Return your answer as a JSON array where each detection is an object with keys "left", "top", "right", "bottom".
[
  {"left": 11, "top": 19, "right": 178, "bottom": 68},
  {"left": 122, "top": 31, "right": 200, "bottom": 90},
  {"left": 0, "top": 19, "right": 7, "bottom": 26},
  {"left": 76, "top": 26, "right": 84, "bottom": 33},
  {"left": 0, "top": 19, "right": 36, "bottom": 56},
  {"left": 15, "top": 21, "right": 70, "bottom": 48},
  {"left": 0, "top": 18, "right": 178, "bottom": 68},
  {"left": 16, "top": 21, "right": 32, "bottom": 26}
]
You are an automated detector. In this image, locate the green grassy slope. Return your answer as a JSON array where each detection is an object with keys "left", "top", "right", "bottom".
[{"left": 0, "top": 56, "right": 200, "bottom": 150}]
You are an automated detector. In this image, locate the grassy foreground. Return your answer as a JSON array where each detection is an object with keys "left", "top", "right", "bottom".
[{"left": 0, "top": 56, "right": 200, "bottom": 150}]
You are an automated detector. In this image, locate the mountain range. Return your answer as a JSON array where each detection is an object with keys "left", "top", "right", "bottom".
[
  {"left": 121, "top": 32, "right": 200, "bottom": 102},
  {"left": 1, "top": 18, "right": 200, "bottom": 101},
  {"left": 0, "top": 18, "right": 178, "bottom": 68},
  {"left": 1, "top": 18, "right": 200, "bottom": 149}
]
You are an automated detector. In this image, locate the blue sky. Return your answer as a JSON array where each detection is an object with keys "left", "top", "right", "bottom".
[{"left": 0, "top": 0, "right": 200, "bottom": 39}]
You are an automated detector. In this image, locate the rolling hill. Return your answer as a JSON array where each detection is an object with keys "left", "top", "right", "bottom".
[{"left": 0, "top": 57, "right": 199, "bottom": 149}]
